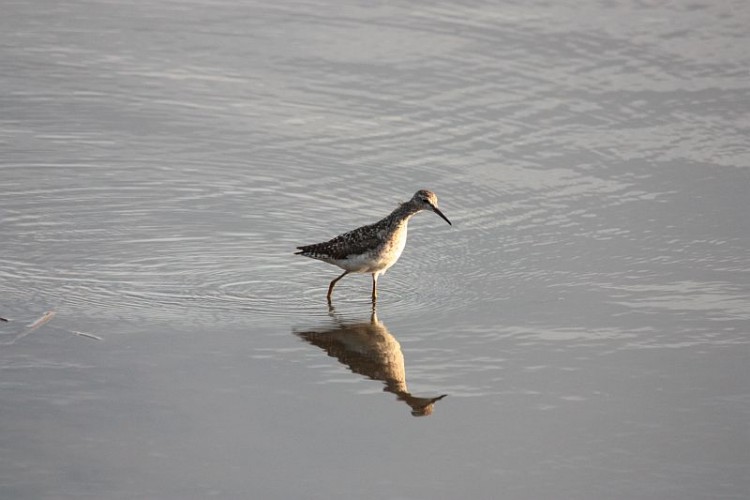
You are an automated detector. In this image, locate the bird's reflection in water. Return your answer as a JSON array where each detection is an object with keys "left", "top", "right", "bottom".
[{"left": 296, "top": 308, "right": 447, "bottom": 417}]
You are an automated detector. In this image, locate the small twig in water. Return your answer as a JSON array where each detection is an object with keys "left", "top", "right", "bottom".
[
  {"left": 0, "top": 310, "right": 56, "bottom": 346},
  {"left": 26, "top": 311, "right": 56, "bottom": 329},
  {"left": 72, "top": 331, "right": 103, "bottom": 341}
]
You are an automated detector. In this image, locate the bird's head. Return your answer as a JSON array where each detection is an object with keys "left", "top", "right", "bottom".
[{"left": 411, "top": 190, "right": 451, "bottom": 225}]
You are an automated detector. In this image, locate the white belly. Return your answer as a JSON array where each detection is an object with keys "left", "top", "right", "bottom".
[{"left": 333, "top": 224, "right": 408, "bottom": 274}]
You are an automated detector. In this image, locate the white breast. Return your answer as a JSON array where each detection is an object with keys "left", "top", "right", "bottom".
[{"left": 376, "top": 223, "right": 408, "bottom": 273}]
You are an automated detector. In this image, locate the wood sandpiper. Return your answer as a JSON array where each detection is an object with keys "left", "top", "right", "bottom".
[{"left": 295, "top": 189, "right": 451, "bottom": 303}]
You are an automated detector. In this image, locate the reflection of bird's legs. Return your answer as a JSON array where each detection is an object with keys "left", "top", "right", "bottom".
[
  {"left": 371, "top": 273, "right": 378, "bottom": 303},
  {"left": 327, "top": 271, "right": 349, "bottom": 303}
]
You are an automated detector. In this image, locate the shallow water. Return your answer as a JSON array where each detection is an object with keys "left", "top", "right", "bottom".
[{"left": 1, "top": 1, "right": 749, "bottom": 499}]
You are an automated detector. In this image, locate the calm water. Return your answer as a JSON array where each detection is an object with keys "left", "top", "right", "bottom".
[{"left": 1, "top": 0, "right": 749, "bottom": 498}]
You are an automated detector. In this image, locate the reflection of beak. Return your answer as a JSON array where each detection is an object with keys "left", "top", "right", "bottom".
[{"left": 432, "top": 205, "right": 452, "bottom": 226}]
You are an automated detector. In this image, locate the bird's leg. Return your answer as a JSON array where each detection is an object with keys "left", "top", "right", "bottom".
[
  {"left": 327, "top": 271, "right": 349, "bottom": 303},
  {"left": 371, "top": 273, "right": 378, "bottom": 303}
]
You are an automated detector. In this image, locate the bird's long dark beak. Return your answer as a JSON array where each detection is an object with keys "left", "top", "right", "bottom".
[{"left": 432, "top": 206, "right": 452, "bottom": 226}]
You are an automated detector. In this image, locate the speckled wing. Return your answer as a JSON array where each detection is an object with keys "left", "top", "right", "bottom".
[{"left": 296, "top": 221, "right": 385, "bottom": 261}]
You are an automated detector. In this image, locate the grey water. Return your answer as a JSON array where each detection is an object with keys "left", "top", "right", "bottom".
[{"left": 1, "top": 0, "right": 749, "bottom": 499}]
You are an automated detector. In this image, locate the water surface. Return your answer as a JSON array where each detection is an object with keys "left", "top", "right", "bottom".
[{"left": 1, "top": 1, "right": 749, "bottom": 499}]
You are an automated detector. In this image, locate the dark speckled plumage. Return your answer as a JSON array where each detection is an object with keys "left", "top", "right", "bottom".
[{"left": 295, "top": 219, "right": 387, "bottom": 262}]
